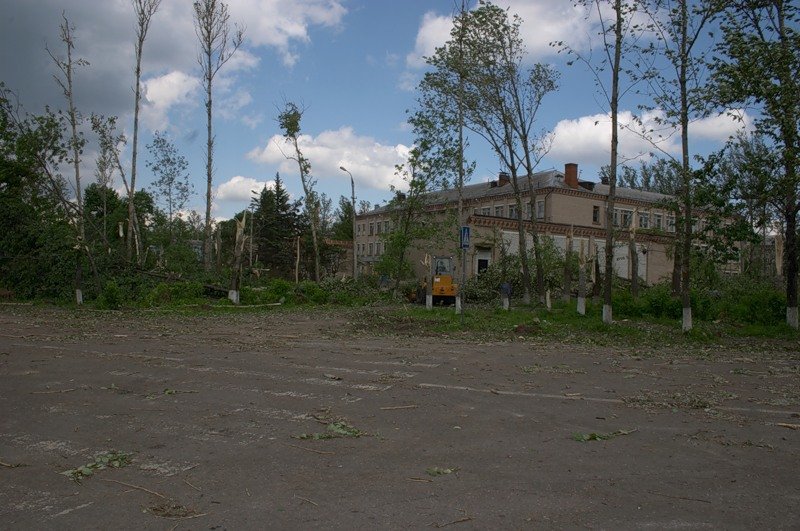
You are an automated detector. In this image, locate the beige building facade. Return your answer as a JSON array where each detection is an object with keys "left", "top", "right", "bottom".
[{"left": 355, "top": 163, "right": 680, "bottom": 286}]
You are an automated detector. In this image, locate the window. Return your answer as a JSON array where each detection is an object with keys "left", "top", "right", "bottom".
[
  {"left": 654, "top": 213, "right": 663, "bottom": 230},
  {"left": 621, "top": 210, "right": 632, "bottom": 228},
  {"left": 592, "top": 205, "right": 600, "bottom": 224},
  {"left": 369, "top": 222, "right": 374, "bottom": 236},
  {"left": 368, "top": 242, "right": 374, "bottom": 255},
  {"left": 481, "top": 207, "right": 490, "bottom": 216},
  {"left": 375, "top": 242, "right": 381, "bottom": 255},
  {"left": 376, "top": 222, "right": 382, "bottom": 235},
  {"left": 638, "top": 212, "right": 649, "bottom": 229},
  {"left": 613, "top": 209, "right": 632, "bottom": 227},
  {"left": 667, "top": 215, "right": 676, "bottom": 232},
  {"left": 536, "top": 200, "right": 545, "bottom": 220},
  {"left": 508, "top": 205, "right": 517, "bottom": 219},
  {"left": 384, "top": 221, "right": 390, "bottom": 232},
  {"left": 495, "top": 206, "right": 504, "bottom": 217},
  {"left": 526, "top": 204, "right": 533, "bottom": 220}
]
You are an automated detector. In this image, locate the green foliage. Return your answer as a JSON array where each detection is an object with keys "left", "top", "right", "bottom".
[
  {"left": 295, "top": 280, "right": 328, "bottom": 304},
  {"left": 293, "top": 421, "right": 364, "bottom": 440},
  {"left": 250, "top": 174, "right": 302, "bottom": 279},
  {"left": 96, "top": 280, "right": 122, "bottom": 310},
  {"left": 61, "top": 450, "right": 132, "bottom": 482},
  {"left": 144, "top": 281, "right": 205, "bottom": 306}
]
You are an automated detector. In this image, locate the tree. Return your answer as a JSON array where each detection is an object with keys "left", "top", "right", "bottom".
[
  {"left": 716, "top": 131, "right": 777, "bottom": 277},
  {"left": 712, "top": 0, "right": 800, "bottom": 328},
  {"left": 376, "top": 148, "right": 440, "bottom": 294},
  {"left": 250, "top": 173, "right": 301, "bottom": 279},
  {"left": 128, "top": 0, "right": 161, "bottom": 263},
  {"left": 278, "top": 102, "right": 322, "bottom": 281},
  {"left": 47, "top": 14, "right": 93, "bottom": 303},
  {"left": 421, "top": 1, "right": 558, "bottom": 304},
  {"left": 633, "top": 0, "right": 717, "bottom": 331},
  {"left": 330, "top": 195, "right": 354, "bottom": 241},
  {"left": 0, "top": 84, "right": 80, "bottom": 299},
  {"left": 556, "top": 0, "right": 642, "bottom": 324},
  {"left": 146, "top": 131, "right": 193, "bottom": 242},
  {"left": 193, "top": 0, "right": 243, "bottom": 270}
]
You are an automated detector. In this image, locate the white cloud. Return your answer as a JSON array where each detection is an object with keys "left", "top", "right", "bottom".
[
  {"left": 406, "top": 11, "right": 453, "bottom": 68},
  {"left": 550, "top": 108, "right": 754, "bottom": 169},
  {"left": 247, "top": 127, "right": 411, "bottom": 191},
  {"left": 215, "top": 175, "right": 273, "bottom": 202},
  {"left": 690, "top": 110, "right": 753, "bottom": 142},
  {"left": 141, "top": 71, "right": 201, "bottom": 130},
  {"left": 234, "top": 0, "right": 347, "bottom": 66},
  {"left": 550, "top": 110, "right": 680, "bottom": 166},
  {"left": 496, "top": 0, "right": 594, "bottom": 58},
  {"left": 405, "top": 1, "right": 593, "bottom": 72}
]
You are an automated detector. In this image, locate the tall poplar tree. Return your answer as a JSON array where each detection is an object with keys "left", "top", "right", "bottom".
[{"left": 193, "top": 0, "right": 243, "bottom": 270}]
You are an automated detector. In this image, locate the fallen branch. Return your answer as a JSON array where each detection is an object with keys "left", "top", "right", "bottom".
[
  {"left": 380, "top": 405, "right": 418, "bottom": 411},
  {"left": 152, "top": 512, "right": 208, "bottom": 521},
  {"left": 648, "top": 490, "right": 711, "bottom": 504},
  {"left": 183, "top": 479, "right": 201, "bottom": 492},
  {"left": 31, "top": 388, "right": 77, "bottom": 394},
  {"left": 407, "top": 477, "right": 433, "bottom": 483},
  {"left": 284, "top": 443, "right": 334, "bottom": 455},
  {"left": 433, "top": 516, "right": 473, "bottom": 527},
  {"left": 100, "top": 478, "right": 166, "bottom": 499},
  {"left": 1, "top": 460, "right": 26, "bottom": 468},
  {"left": 775, "top": 423, "right": 800, "bottom": 430},
  {"left": 294, "top": 495, "right": 318, "bottom": 506}
]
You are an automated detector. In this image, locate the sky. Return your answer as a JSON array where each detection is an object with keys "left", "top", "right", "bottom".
[{"left": 0, "top": 0, "right": 753, "bottom": 221}]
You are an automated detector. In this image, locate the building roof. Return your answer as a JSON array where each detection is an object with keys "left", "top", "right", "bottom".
[{"left": 361, "top": 166, "right": 675, "bottom": 217}]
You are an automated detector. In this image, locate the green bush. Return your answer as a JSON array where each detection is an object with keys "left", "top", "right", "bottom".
[
  {"left": 724, "top": 287, "right": 785, "bottom": 325},
  {"left": 640, "top": 282, "right": 682, "bottom": 319},
  {"left": 612, "top": 290, "right": 646, "bottom": 318},
  {"left": 144, "top": 281, "right": 205, "bottom": 306},
  {"left": 318, "top": 276, "right": 382, "bottom": 306},
  {"left": 96, "top": 280, "right": 122, "bottom": 310},
  {"left": 295, "top": 280, "right": 328, "bottom": 304}
]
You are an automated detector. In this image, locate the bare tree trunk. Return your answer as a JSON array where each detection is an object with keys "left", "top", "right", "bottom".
[
  {"left": 228, "top": 213, "right": 246, "bottom": 304},
  {"left": 629, "top": 230, "right": 639, "bottom": 299},
  {"left": 603, "top": 0, "right": 623, "bottom": 325},
  {"left": 193, "top": 0, "right": 243, "bottom": 271},
  {"left": 48, "top": 15, "right": 88, "bottom": 304},
  {"left": 563, "top": 227, "right": 573, "bottom": 302},
  {"left": 129, "top": 0, "right": 160, "bottom": 265}
]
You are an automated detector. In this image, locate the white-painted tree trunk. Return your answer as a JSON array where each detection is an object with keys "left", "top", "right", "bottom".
[
  {"left": 682, "top": 307, "right": 692, "bottom": 332},
  {"left": 787, "top": 307, "right": 798, "bottom": 329},
  {"left": 602, "top": 304, "right": 612, "bottom": 324}
]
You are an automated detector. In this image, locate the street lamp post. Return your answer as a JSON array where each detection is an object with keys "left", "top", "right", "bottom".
[{"left": 339, "top": 166, "right": 358, "bottom": 280}]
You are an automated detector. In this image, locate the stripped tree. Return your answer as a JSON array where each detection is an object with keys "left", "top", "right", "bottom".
[
  {"left": 193, "top": 0, "right": 243, "bottom": 270},
  {"left": 128, "top": 0, "right": 161, "bottom": 264}
]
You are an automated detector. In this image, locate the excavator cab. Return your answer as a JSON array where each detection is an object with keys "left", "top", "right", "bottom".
[{"left": 431, "top": 256, "right": 457, "bottom": 305}]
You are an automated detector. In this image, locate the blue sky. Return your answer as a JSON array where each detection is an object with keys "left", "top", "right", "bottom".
[{"left": 1, "top": 0, "right": 751, "bottom": 220}]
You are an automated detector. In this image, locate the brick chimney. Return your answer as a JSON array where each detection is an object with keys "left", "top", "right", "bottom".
[
  {"left": 564, "top": 163, "right": 579, "bottom": 189},
  {"left": 498, "top": 171, "right": 511, "bottom": 187}
]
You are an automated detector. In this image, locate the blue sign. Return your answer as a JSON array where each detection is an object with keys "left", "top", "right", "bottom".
[{"left": 460, "top": 226, "right": 470, "bottom": 249}]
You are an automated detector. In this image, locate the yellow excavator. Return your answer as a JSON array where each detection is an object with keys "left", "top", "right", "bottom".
[{"left": 430, "top": 256, "right": 457, "bottom": 305}]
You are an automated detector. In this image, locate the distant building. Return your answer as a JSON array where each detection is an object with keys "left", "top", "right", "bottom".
[{"left": 355, "top": 163, "right": 689, "bottom": 285}]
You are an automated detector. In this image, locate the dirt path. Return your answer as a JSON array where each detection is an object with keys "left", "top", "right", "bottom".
[{"left": 1, "top": 306, "right": 798, "bottom": 529}]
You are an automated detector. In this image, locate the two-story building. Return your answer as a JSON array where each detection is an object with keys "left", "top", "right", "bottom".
[{"left": 355, "top": 163, "right": 684, "bottom": 285}]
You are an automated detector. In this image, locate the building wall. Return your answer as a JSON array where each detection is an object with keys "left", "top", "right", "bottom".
[{"left": 355, "top": 176, "right": 681, "bottom": 286}]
